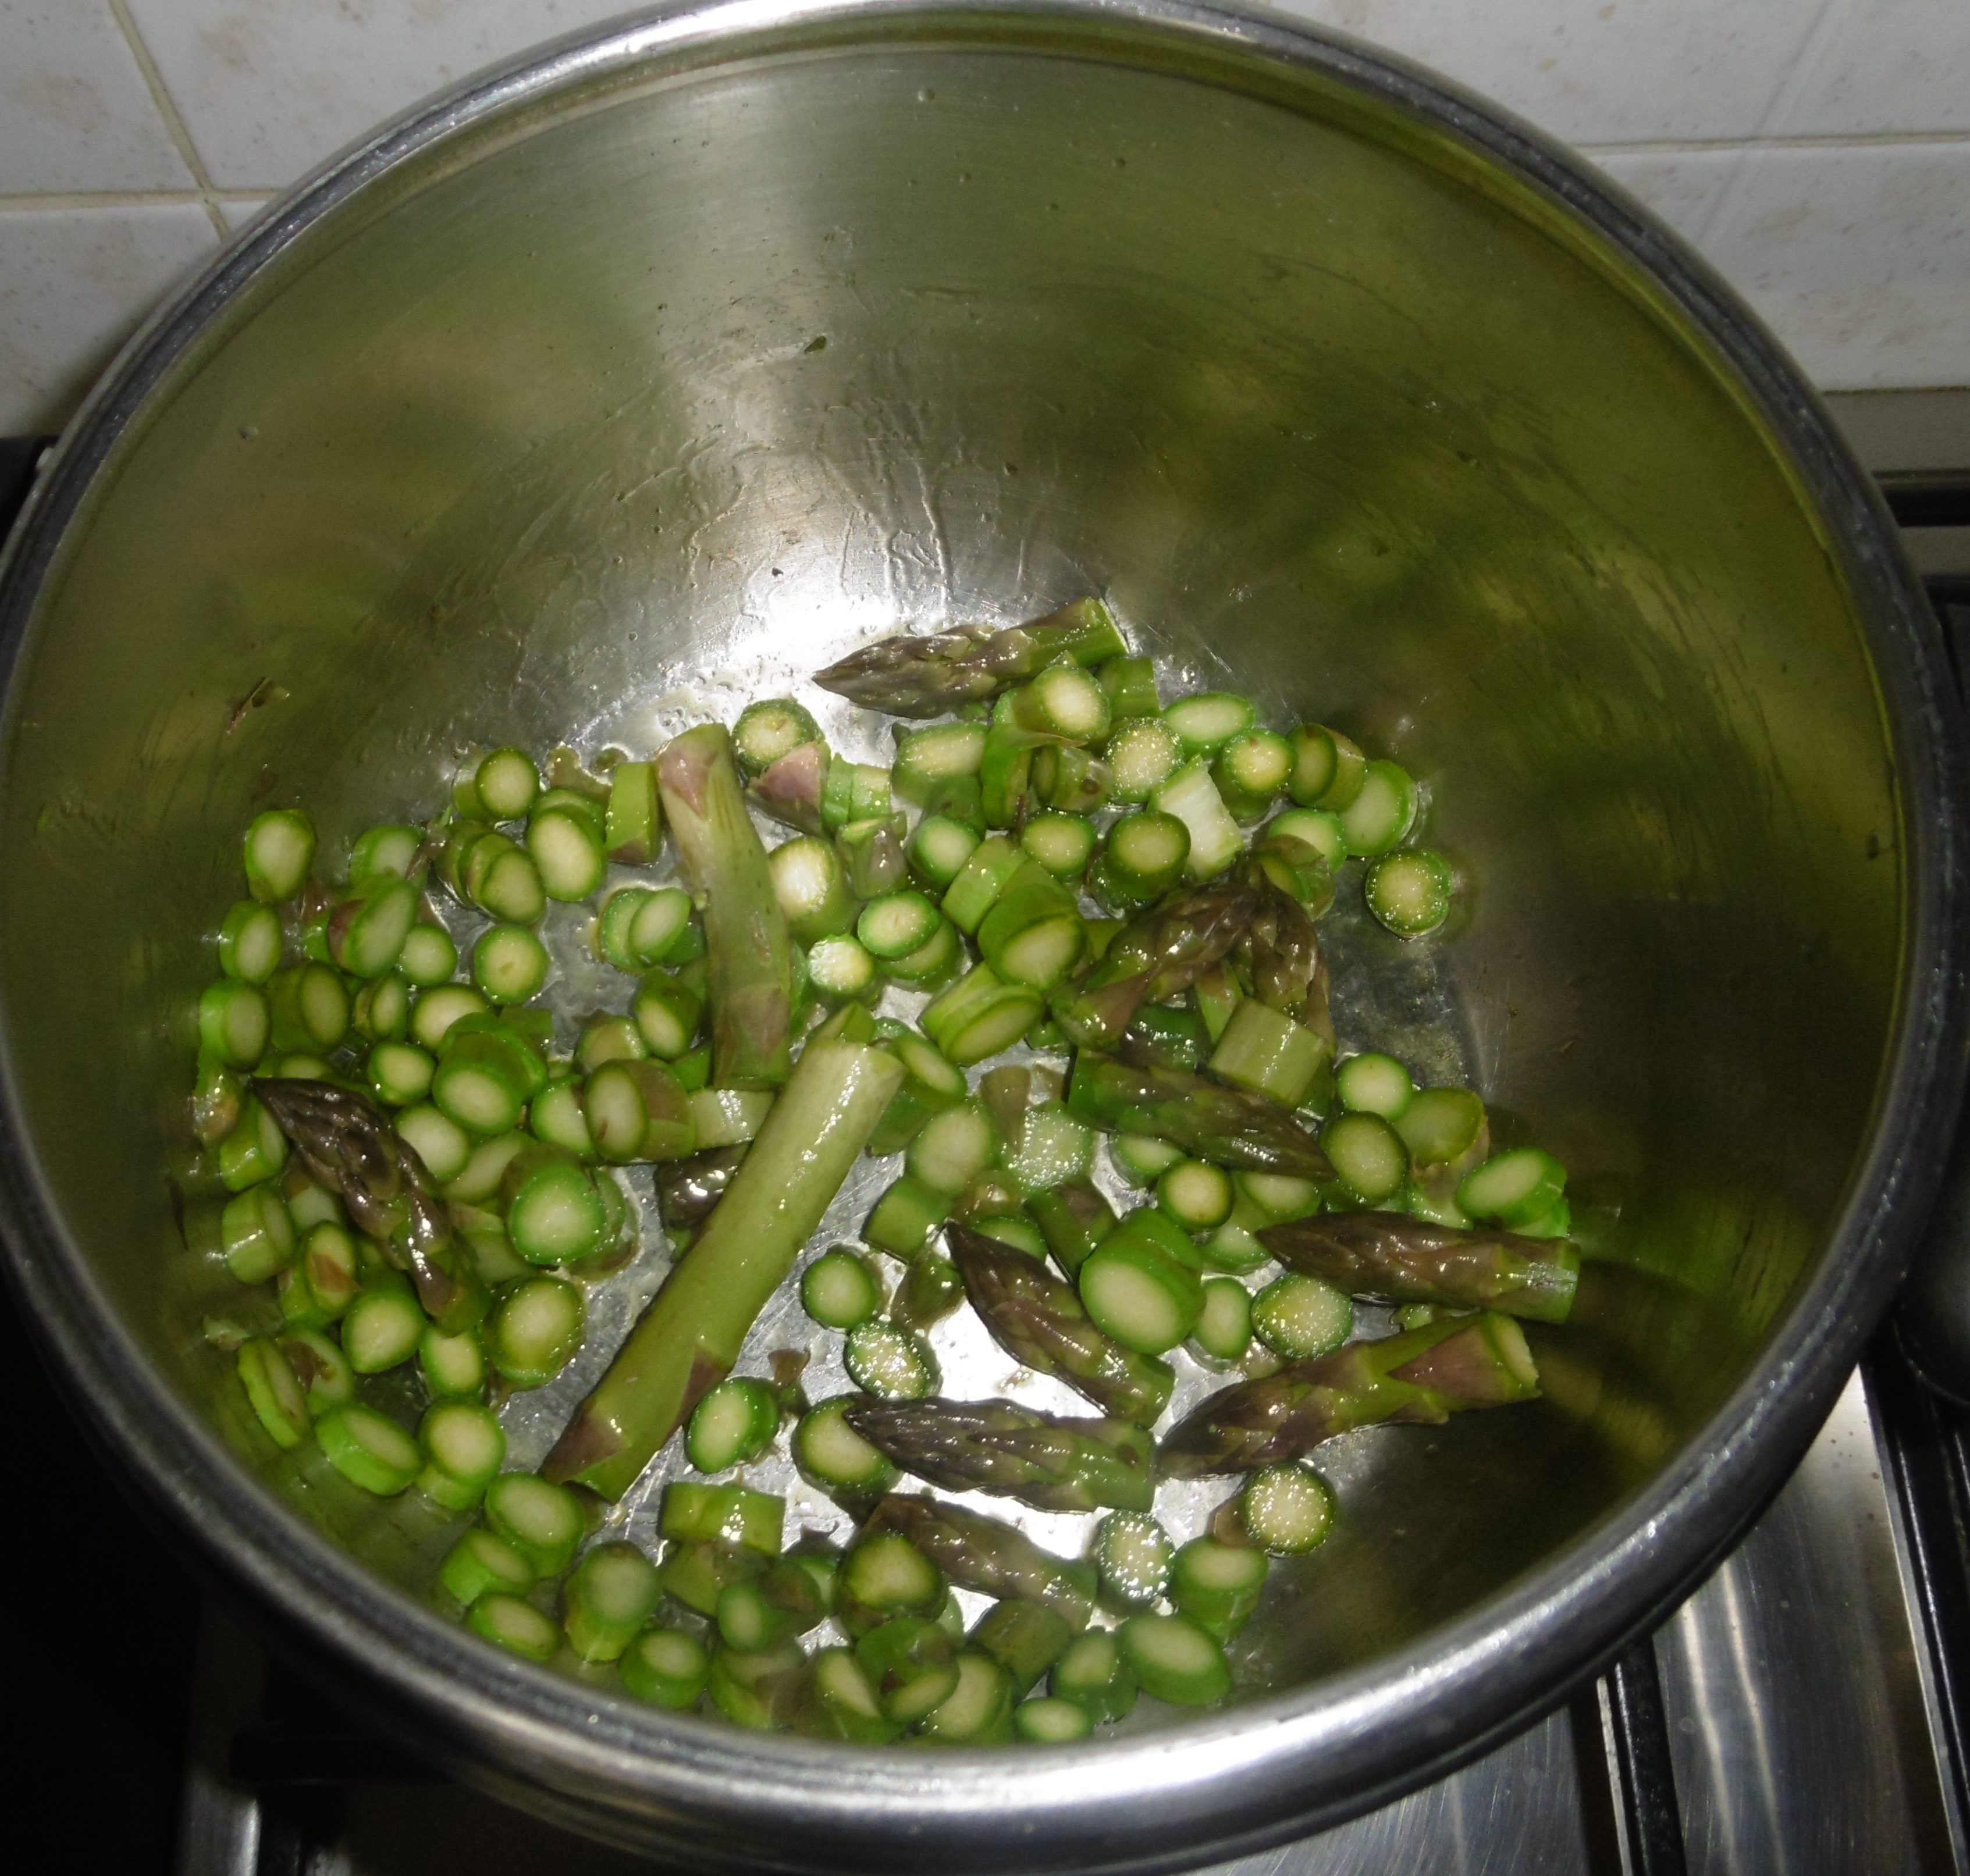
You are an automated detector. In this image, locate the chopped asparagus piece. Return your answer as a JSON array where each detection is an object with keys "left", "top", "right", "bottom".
[
  {"left": 801, "top": 1247, "right": 882, "bottom": 1329},
  {"left": 488, "top": 1276, "right": 584, "bottom": 1387},
  {"left": 1336, "top": 759, "right": 1418, "bottom": 856},
  {"left": 1250, "top": 1271, "right": 1353, "bottom": 1360},
  {"left": 317, "top": 1403, "right": 422, "bottom": 1496},
  {"left": 1159, "top": 1311, "right": 1542, "bottom": 1474},
  {"left": 734, "top": 697, "right": 822, "bottom": 777},
  {"left": 1240, "top": 1462, "right": 1337, "bottom": 1554},
  {"left": 1121, "top": 1612, "right": 1232, "bottom": 1705},
  {"left": 1068, "top": 1049, "right": 1335, "bottom": 1180},
  {"left": 1260, "top": 1210, "right": 1578, "bottom": 1322},
  {"left": 620, "top": 1626, "right": 711, "bottom": 1708},
  {"left": 1335, "top": 1052, "right": 1414, "bottom": 1119},
  {"left": 562, "top": 1542, "right": 663, "bottom": 1663},
  {"left": 949, "top": 1223, "right": 1174, "bottom": 1426},
  {"left": 243, "top": 809, "right": 315, "bottom": 903},
  {"left": 484, "top": 1472, "right": 586, "bottom": 1575},
  {"left": 1192, "top": 1276, "right": 1254, "bottom": 1361},
  {"left": 682, "top": 1376, "right": 777, "bottom": 1474},
  {"left": 1366, "top": 848, "right": 1455, "bottom": 936},
  {"left": 1048, "top": 1629, "right": 1137, "bottom": 1723},
  {"left": 657, "top": 723, "right": 794, "bottom": 1089},
  {"left": 845, "top": 1319, "right": 940, "bottom": 1400},
  {"left": 661, "top": 1480, "right": 785, "bottom": 1554},
  {"left": 844, "top": 1397, "right": 1156, "bottom": 1513},
  {"left": 812, "top": 597, "right": 1126, "bottom": 717},
  {"left": 546, "top": 1032, "right": 902, "bottom": 1498},
  {"left": 868, "top": 1494, "right": 1097, "bottom": 1630}
]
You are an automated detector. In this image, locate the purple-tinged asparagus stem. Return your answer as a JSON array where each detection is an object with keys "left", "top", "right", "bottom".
[
  {"left": 749, "top": 741, "right": 828, "bottom": 836},
  {"left": 655, "top": 1144, "right": 748, "bottom": 1232},
  {"left": 1048, "top": 882, "right": 1259, "bottom": 1049},
  {"left": 1235, "top": 877, "right": 1324, "bottom": 1019},
  {"left": 811, "top": 598, "right": 1127, "bottom": 719},
  {"left": 1067, "top": 1046, "right": 1335, "bottom": 1180},
  {"left": 866, "top": 1493, "right": 1098, "bottom": 1628},
  {"left": 250, "top": 1077, "right": 483, "bottom": 1331},
  {"left": 1158, "top": 1312, "right": 1540, "bottom": 1475},
  {"left": 1259, "top": 1212, "right": 1579, "bottom": 1323},
  {"left": 947, "top": 1224, "right": 1172, "bottom": 1426},
  {"left": 656, "top": 724, "right": 794, "bottom": 1090},
  {"left": 843, "top": 1397, "right": 1156, "bottom": 1513}
]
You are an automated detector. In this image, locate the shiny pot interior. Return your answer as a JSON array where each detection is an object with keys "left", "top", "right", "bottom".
[{"left": 0, "top": 2, "right": 1958, "bottom": 1870}]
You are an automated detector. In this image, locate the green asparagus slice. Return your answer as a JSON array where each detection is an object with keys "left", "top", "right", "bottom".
[
  {"left": 1158, "top": 1311, "right": 1542, "bottom": 1475},
  {"left": 250, "top": 1077, "right": 484, "bottom": 1333},
  {"left": 842, "top": 1398, "right": 1156, "bottom": 1514},
  {"left": 947, "top": 1223, "right": 1173, "bottom": 1427},
  {"left": 1066, "top": 1048, "right": 1334, "bottom": 1180},
  {"left": 812, "top": 597, "right": 1126, "bottom": 718},
  {"left": 1258, "top": 1211, "right": 1579, "bottom": 1322},
  {"left": 866, "top": 1494, "right": 1098, "bottom": 1630},
  {"left": 657, "top": 723, "right": 794, "bottom": 1090},
  {"left": 545, "top": 1033, "right": 905, "bottom": 1498},
  {"left": 1049, "top": 882, "right": 1258, "bottom": 1049}
]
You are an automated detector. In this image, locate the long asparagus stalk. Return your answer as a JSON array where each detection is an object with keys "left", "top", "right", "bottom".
[
  {"left": 947, "top": 1224, "right": 1172, "bottom": 1426},
  {"left": 251, "top": 1077, "right": 483, "bottom": 1332},
  {"left": 546, "top": 1034, "right": 904, "bottom": 1497},
  {"left": 1048, "top": 882, "right": 1257, "bottom": 1049},
  {"left": 1260, "top": 1212, "right": 1579, "bottom": 1323},
  {"left": 866, "top": 1494, "right": 1097, "bottom": 1629},
  {"left": 1066, "top": 1046, "right": 1335, "bottom": 1179},
  {"left": 1158, "top": 1312, "right": 1541, "bottom": 1475},
  {"left": 812, "top": 599, "right": 1127, "bottom": 718},
  {"left": 842, "top": 1398, "right": 1156, "bottom": 1513},
  {"left": 656, "top": 724, "right": 794, "bottom": 1090}
]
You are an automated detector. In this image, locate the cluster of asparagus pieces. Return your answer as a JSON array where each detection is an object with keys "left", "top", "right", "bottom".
[{"left": 187, "top": 591, "right": 1579, "bottom": 1749}]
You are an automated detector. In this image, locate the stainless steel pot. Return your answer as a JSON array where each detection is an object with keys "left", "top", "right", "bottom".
[{"left": 0, "top": 2, "right": 1962, "bottom": 1868}]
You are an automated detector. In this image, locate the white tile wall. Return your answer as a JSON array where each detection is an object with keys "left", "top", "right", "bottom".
[
  {"left": 119, "top": 0, "right": 634, "bottom": 193},
  {"left": 0, "top": 0, "right": 1965, "bottom": 434},
  {"left": 0, "top": 1, "right": 194, "bottom": 193},
  {"left": 0, "top": 201, "right": 217, "bottom": 430}
]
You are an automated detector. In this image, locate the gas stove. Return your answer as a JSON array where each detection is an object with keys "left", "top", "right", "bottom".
[{"left": 6, "top": 391, "right": 1970, "bottom": 1876}]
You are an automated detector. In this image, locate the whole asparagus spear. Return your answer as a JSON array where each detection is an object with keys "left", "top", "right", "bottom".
[
  {"left": 656, "top": 724, "right": 794, "bottom": 1089},
  {"left": 947, "top": 1224, "right": 1172, "bottom": 1426},
  {"left": 1067, "top": 1046, "right": 1335, "bottom": 1180},
  {"left": 843, "top": 1397, "right": 1157, "bottom": 1513},
  {"left": 1260, "top": 1212, "right": 1580, "bottom": 1323},
  {"left": 1158, "top": 1312, "right": 1541, "bottom": 1475},
  {"left": 866, "top": 1493, "right": 1097, "bottom": 1629},
  {"left": 1048, "top": 881, "right": 1258, "bottom": 1049},
  {"left": 812, "top": 597, "right": 1126, "bottom": 718},
  {"left": 546, "top": 1029, "right": 904, "bottom": 1498},
  {"left": 251, "top": 1077, "right": 483, "bottom": 1332}
]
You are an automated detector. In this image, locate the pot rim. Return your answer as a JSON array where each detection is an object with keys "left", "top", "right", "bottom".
[{"left": 0, "top": 1, "right": 1962, "bottom": 1867}]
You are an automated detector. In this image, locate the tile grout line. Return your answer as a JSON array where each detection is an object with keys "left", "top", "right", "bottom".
[
  {"left": 105, "top": 0, "right": 229, "bottom": 239},
  {"left": 1689, "top": 0, "right": 1847, "bottom": 248},
  {"left": 0, "top": 191, "right": 271, "bottom": 213},
  {"left": 1580, "top": 130, "right": 1970, "bottom": 158}
]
